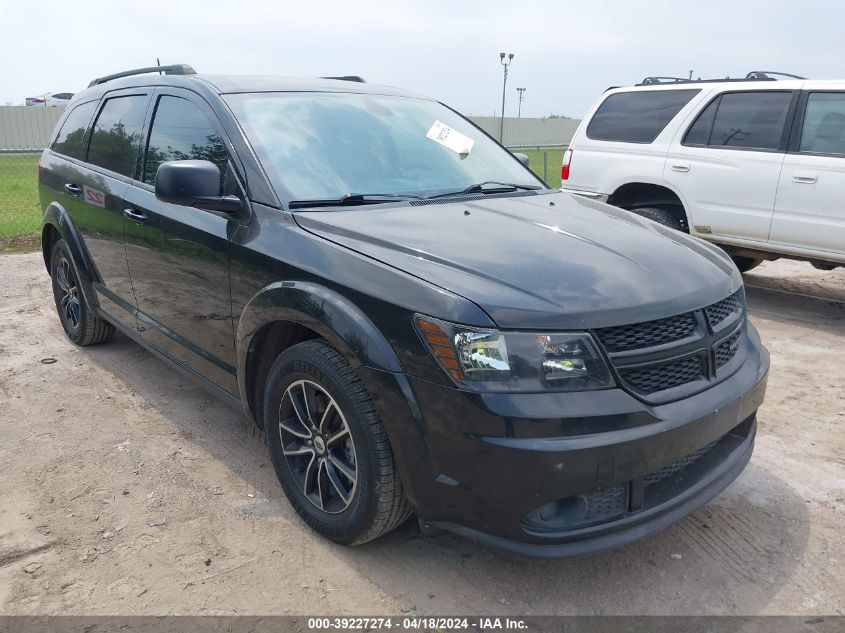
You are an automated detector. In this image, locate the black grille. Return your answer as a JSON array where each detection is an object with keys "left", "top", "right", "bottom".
[
  {"left": 595, "top": 291, "right": 745, "bottom": 400},
  {"left": 523, "top": 434, "right": 729, "bottom": 534},
  {"left": 706, "top": 292, "right": 741, "bottom": 329},
  {"left": 644, "top": 439, "right": 720, "bottom": 486},
  {"left": 619, "top": 355, "right": 704, "bottom": 394},
  {"left": 581, "top": 483, "right": 628, "bottom": 524},
  {"left": 522, "top": 482, "right": 629, "bottom": 532},
  {"left": 715, "top": 330, "right": 743, "bottom": 368},
  {"left": 595, "top": 312, "right": 696, "bottom": 352}
]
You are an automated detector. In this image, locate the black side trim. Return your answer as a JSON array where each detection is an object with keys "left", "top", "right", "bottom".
[{"left": 95, "top": 306, "right": 242, "bottom": 410}]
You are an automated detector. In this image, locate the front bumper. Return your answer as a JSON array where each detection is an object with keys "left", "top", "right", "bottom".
[{"left": 362, "top": 323, "right": 769, "bottom": 557}]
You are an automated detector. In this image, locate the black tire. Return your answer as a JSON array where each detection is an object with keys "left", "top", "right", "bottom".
[
  {"left": 264, "top": 339, "right": 411, "bottom": 545},
  {"left": 731, "top": 255, "right": 763, "bottom": 273},
  {"left": 50, "top": 239, "right": 115, "bottom": 346},
  {"left": 628, "top": 206, "right": 686, "bottom": 232}
]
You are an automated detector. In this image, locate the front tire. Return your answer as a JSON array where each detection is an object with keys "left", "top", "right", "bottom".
[
  {"left": 264, "top": 340, "right": 411, "bottom": 545},
  {"left": 50, "top": 239, "right": 115, "bottom": 346}
]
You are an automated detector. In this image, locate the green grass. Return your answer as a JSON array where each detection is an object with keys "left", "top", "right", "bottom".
[
  {"left": 520, "top": 147, "right": 565, "bottom": 188},
  {"left": 0, "top": 153, "right": 41, "bottom": 239}
]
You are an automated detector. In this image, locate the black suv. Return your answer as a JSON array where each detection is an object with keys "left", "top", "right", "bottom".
[{"left": 38, "top": 65, "right": 769, "bottom": 556}]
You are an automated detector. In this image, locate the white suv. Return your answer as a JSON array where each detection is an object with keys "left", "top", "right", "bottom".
[{"left": 562, "top": 72, "right": 845, "bottom": 272}]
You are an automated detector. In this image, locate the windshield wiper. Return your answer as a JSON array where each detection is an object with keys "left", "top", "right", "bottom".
[
  {"left": 288, "top": 193, "right": 423, "bottom": 209},
  {"left": 427, "top": 181, "right": 542, "bottom": 199}
]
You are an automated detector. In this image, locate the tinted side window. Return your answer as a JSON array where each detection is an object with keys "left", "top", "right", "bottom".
[
  {"left": 87, "top": 95, "right": 149, "bottom": 177},
  {"left": 143, "top": 96, "right": 229, "bottom": 185},
  {"left": 683, "top": 98, "right": 718, "bottom": 146},
  {"left": 709, "top": 92, "right": 792, "bottom": 150},
  {"left": 799, "top": 92, "right": 845, "bottom": 155},
  {"left": 586, "top": 89, "right": 700, "bottom": 143},
  {"left": 51, "top": 101, "right": 97, "bottom": 159}
]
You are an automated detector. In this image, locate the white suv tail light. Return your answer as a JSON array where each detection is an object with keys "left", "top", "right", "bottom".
[{"left": 561, "top": 149, "right": 573, "bottom": 181}]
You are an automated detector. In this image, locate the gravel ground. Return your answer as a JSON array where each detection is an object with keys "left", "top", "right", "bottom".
[{"left": 0, "top": 252, "right": 843, "bottom": 616}]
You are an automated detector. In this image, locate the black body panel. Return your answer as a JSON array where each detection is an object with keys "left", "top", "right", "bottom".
[{"left": 38, "top": 72, "right": 770, "bottom": 556}]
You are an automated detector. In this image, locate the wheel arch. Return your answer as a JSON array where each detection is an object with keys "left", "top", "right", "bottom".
[
  {"left": 41, "top": 203, "right": 100, "bottom": 309},
  {"left": 236, "top": 281, "right": 403, "bottom": 429},
  {"left": 607, "top": 181, "right": 691, "bottom": 230}
]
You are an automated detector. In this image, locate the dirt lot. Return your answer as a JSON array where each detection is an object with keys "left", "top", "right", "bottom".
[{"left": 0, "top": 252, "right": 843, "bottom": 616}]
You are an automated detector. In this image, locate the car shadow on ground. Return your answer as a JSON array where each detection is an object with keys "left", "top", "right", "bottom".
[
  {"left": 81, "top": 326, "right": 811, "bottom": 615},
  {"left": 743, "top": 264, "right": 845, "bottom": 334}
]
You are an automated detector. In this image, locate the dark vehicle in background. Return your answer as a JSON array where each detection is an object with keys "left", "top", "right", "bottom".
[{"left": 38, "top": 65, "right": 769, "bottom": 556}]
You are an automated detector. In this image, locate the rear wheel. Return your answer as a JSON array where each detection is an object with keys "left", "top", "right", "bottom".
[
  {"left": 264, "top": 339, "right": 411, "bottom": 545},
  {"left": 627, "top": 206, "right": 686, "bottom": 232},
  {"left": 731, "top": 255, "right": 763, "bottom": 273},
  {"left": 50, "top": 240, "right": 115, "bottom": 346}
]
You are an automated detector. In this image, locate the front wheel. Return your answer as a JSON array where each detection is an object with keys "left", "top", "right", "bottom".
[{"left": 264, "top": 340, "right": 411, "bottom": 545}]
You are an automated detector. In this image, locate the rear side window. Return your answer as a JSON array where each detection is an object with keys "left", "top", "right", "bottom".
[
  {"left": 798, "top": 92, "right": 845, "bottom": 155},
  {"left": 143, "top": 96, "right": 229, "bottom": 184},
  {"left": 51, "top": 101, "right": 97, "bottom": 159},
  {"left": 683, "top": 99, "right": 718, "bottom": 146},
  {"left": 586, "top": 89, "right": 700, "bottom": 143},
  {"left": 87, "top": 95, "right": 149, "bottom": 177},
  {"left": 707, "top": 92, "right": 792, "bottom": 150}
]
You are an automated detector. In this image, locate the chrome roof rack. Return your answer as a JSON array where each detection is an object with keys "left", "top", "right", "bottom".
[{"left": 88, "top": 64, "right": 196, "bottom": 87}]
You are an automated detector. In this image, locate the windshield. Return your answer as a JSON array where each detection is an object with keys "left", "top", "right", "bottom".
[{"left": 224, "top": 92, "right": 545, "bottom": 204}]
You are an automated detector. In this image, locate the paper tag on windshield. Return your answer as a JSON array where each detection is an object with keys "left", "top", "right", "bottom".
[{"left": 426, "top": 120, "right": 474, "bottom": 156}]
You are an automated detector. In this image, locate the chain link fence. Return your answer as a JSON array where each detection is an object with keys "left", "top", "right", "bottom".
[{"left": 509, "top": 145, "right": 566, "bottom": 188}]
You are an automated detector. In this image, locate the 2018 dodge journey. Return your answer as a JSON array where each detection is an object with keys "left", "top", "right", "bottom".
[{"left": 38, "top": 65, "right": 769, "bottom": 556}]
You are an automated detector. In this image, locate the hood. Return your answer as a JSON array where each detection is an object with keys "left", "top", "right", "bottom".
[{"left": 294, "top": 191, "right": 741, "bottom": 329}]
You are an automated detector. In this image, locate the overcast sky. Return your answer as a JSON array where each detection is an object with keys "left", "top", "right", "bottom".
[{"left": 3, "top": 0, "right": 843, "bottom": 118}]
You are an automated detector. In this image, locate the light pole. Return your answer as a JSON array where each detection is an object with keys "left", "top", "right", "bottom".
[
  {"left": 516, "top": 87, "right": 526, "bottom": 118},
  {"left": 499, "top": 52, "right": 514, "bottom": 142}
]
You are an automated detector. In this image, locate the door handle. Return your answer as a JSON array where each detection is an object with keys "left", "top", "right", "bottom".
[
  {"left": 792, "top": 174, "right": 818, "bottom": 184},
  {"left": 123, "top": 208, "right": 148, "bottom": 223},
  {"left": 64, "top": 183, "right": 81, "bottom": 196},
  {"left": 671, "top": 163, "right": 691, "bottom": 173}
]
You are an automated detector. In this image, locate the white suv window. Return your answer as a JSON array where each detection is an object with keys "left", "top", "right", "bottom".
[
  {"left": 586, "top": 89, "right": 700, "bottom": 143},
  {"left": 684, "top": 91, "right": 793, "bottom": 151},
  {"left": 798, "top": 93, "right": 845, "bottom": 155}
]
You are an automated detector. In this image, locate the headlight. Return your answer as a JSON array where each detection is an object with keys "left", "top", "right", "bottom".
[{"left": 415, "top": 315, "right": 614, "bottom": 392}]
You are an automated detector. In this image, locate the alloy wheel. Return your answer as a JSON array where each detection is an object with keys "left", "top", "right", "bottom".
[
  {"left": 56, "top": 256, "right": 81, "bottom": 330},
  {"left": 278, "top": 379, "right": 358, "bottom": 514}
]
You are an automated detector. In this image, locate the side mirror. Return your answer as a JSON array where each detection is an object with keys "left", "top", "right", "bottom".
[
  {"left": 512, "top": 152, "right": 530, "bottom": 168},
  {"left": 155, "top": 160, "right": 241, "bottom": 213}
]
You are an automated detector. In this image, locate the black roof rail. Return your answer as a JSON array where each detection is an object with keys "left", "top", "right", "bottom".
[
  {"left": 636, "top": 71, "right": 806, "bottom": 87},
  {"left": 320, "top": 75, "right": 366, "bottom": 83},
  {"left": 640, "top": 76, "right": 690, "bottom": 85},
  {"left": 746, "top": 71, "right": 806, "bottom": 80},
  {"left": 88, "top": 64, "right": 196, "bottom": 88}
]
